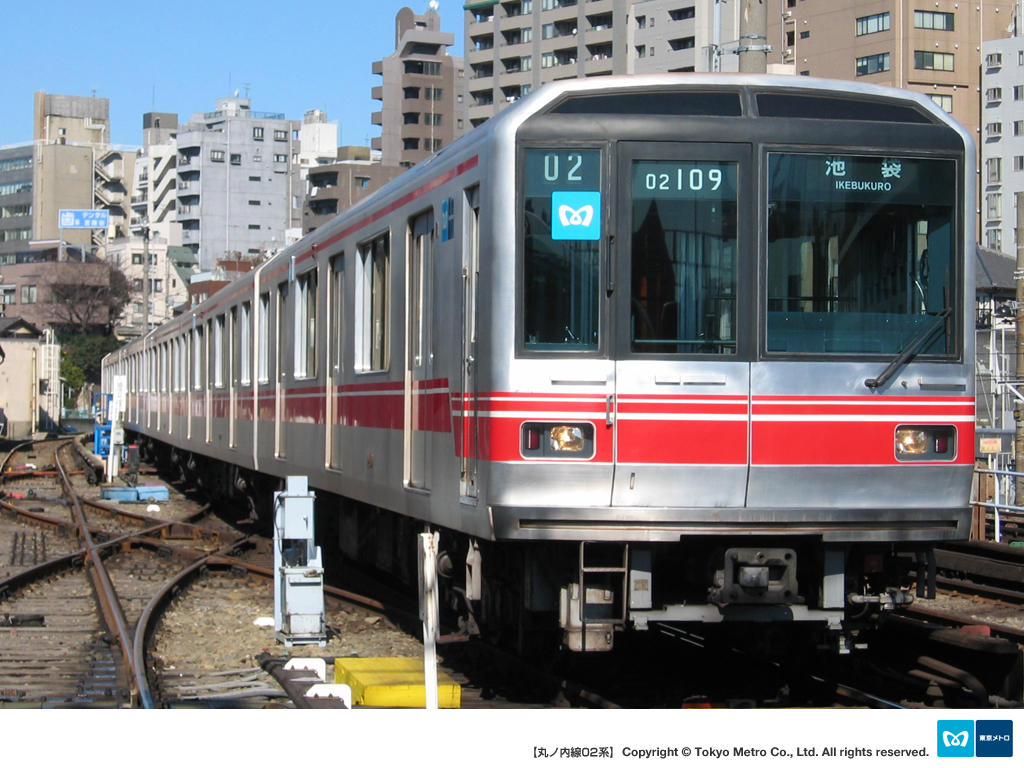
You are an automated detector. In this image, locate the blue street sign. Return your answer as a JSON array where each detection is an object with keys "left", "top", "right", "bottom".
[{"left": 58, "top": 209, "right": 110, "bottom": 229}]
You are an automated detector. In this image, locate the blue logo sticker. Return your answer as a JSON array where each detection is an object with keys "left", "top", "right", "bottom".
[
  {"left": 976, "top": 720, "right": 1013, "bottom": 758},
  {"left": 938, "top": 720, "right": 974, "bottom": 758},
  {"left": 551, "top": 191, "right": 601, "bottom": 241}
]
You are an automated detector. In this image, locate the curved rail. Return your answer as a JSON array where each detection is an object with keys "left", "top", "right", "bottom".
[{"left": 53, "top": 441, "right": 140, "bottom": 703}]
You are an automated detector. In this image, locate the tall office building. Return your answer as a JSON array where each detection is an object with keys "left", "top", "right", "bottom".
[
  {"left": 175, "top": 96, "right": 303, "bottom": 271},
  {"left": 372, "top": 5, "right": 467, "bottom": 168}
]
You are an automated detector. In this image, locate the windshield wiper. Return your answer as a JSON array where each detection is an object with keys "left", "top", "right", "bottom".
[{"left": 864, "top": 308, "right": 952, "bottom": 390}]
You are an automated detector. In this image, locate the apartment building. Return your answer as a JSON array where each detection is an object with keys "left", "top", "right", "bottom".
[
  {"left": 464, "top": 1, "right": 741, "bottom": 126},
  {"left": 766, "top": 2, "right": 1015, "bottom": 159},
  {"left": 372, "top": 5, "right": 467, "bottom": 167},
  {"left": 175, "top": 96, "right": 303, "bottom": 271},
  {"left": 980, "top": 33, "right": 1024, "bottom": 256},
  {"left": 303, "top": 146, "right": 404, "bottom": 235}
]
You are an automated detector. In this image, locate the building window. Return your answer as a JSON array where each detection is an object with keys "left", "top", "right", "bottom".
[
  {"left": 20, "top": 284, "right": 36, "bottom": 304},
  {"left": 800, "top": 31, "right": 810, "bottom": 39},
  {"left": 1015, "top": 121, "right": 1024, "bottom": 137},
  {"left": 425, "top": 88, "right": 443, "bottom": 101},
  {"left": 987, "top": 52, "right": 1003, "bottom": 69},
  {"left": 914, "top": 10, "right": 954, "bottom": 31},
  {"left": 211, "top": 150, "right": 225, "bottom": 162},
  {"left": 404, "top": 86, "right": 420, "bottom": 99},
  {"left": 403, "top": 138, "right": 420, "bottom": 150},
  {"left": 230, "top": 153, "right": 241, "bottom": 165},
  {"left": 930, "top": 94, "right": 953, "bottom": 112},
  {"left": 248, "top": 224, "right": 260, "bottom": 230},
  {"left": 273, "top": 154, "right": 287, "bottom": 163},
  {"left": 856, "top": 52, "right": 890, "bottom": 76},
  {"left": 986, "top": 228, "right": 1002, "bottom": 251},
  {"left": 248, "top": 199, "right": 261, "bottom": 206},
  {"left": 986, "top": 192, "right": 1002, "bottom": 220},
  {"left": 273, "top": 129, "right": 287, "bottom": 141},
  {"left": 357, "top": 233, "right": 390, "bottom": 372},
  {"left": 986, "top": 87, "right": 1003, "bottom": 102},
  {"left": 1014, "top": 155, "right": 1024, "bottom": 172},
  {"left": 542, "top": 52, "right": 555, "bottom": 68},
  {"left": 914, "top": 51, "right": 954, "bottom": 71},
  {"left": 856, "top": 12, "right": 890, "bottom": 36},
  {"left": 1015, "top": 85, "right": 1024, "bottom": 100},
  {"left": 986, "top": 122, "right": 1003, "bottom": 139},
  {"left": 355, "top": 177, "right": 370, "bottom": 188},
  {"left": 0, "top": 287, "right": 15, "bottom": 305},
  {"left": 253, "top": 126, "right": 264, "bottom": 140},
  {"left": 986, "top": 157, "right": 1002, "bottom": 184}
]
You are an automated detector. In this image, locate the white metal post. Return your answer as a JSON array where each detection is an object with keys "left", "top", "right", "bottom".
[{"left": 418, "top": 531, "right": 440, "bottom": 710}]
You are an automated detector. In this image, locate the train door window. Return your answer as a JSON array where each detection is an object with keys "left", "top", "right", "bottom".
[
  {"left": 522, "top": 148, "right": 601, "bottom": 351},
  {"left": 240, "top": 301, "right": 252, "bottom": 386},
  {"left": 294, "top": 268, "right": 318, "bottom": 379},
  {"left": 408, "top": 211, "right": 433, "bottom": 370},
  {"left": 330, "top": 255, "right": 345, "bottom": 375},
  {"left": 214, "top": 314, "right": 226, "bottom": 387},
  {"left": 276, "top": 283, "right": 288, "bottom": 382},
  {"left": 629, "top": 159, "right": 739, "bottom": 354},
  {"left": 765, "top": 153, "right": 957, "bottom": 356},
  {"left": 258, "top": 292, "right": 270, "bottom": 383},
  {"left": 356, "top": 233, "right": 390, "bottom": 372},
  {"left": 193, "top": 325, "right": 204, "bottom": 391}
]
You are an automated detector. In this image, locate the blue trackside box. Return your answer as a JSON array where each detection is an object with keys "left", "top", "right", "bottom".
[
  {"left": 135, "top": 485, "right": 169, "bottom": 502},
  {"left": 101, "top": 487, "right": 139, "bottom": 501}
]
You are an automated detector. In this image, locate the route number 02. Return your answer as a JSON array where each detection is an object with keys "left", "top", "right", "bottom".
[
  {"left": 544, "top": 154, "right": 585, "bottom": 183},
  {"left": 645, "top": 167, "right": 723, "bottom": 192}
]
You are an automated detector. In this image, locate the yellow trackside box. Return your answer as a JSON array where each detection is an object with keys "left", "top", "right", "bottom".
[{"left": 334, "top": 657, "right": 462, "bottom": 708}]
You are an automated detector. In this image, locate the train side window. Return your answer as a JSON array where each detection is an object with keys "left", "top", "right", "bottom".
[
  {"left": 240, "top": 301, "right": 252, "bottom": 386},
  {"left": 276, "top": 283, "right": 288, "bottom": 382},
  {"left": 258, "top": 292, "right": 270, "bottom": 383},
  {"left": 522, "top": 148, "right": 602, "bottom": 351},
  {"left": 294, "top": 268, "right": 318, "bottom": 379},
  {"left": 356, "top": 233, "right": 390, "bottom": 372}
]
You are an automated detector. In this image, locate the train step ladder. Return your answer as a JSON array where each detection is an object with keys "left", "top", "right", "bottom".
[{"left": 560, "top": 542, "right": 629, "bottom": 652}]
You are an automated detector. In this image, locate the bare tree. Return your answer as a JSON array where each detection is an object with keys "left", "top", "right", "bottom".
[{"left": 48, "top": 263, "right": 131, "bottom": 334}]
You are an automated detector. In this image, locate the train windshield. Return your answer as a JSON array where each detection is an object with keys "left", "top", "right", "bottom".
[{"left": 766, "top": 153, "right": 957, "bottom": 356}]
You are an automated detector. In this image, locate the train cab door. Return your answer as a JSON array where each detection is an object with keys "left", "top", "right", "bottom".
[
  {"left": 611, "top": 142, "right": 752, "bottom": 507},
  {"left": 404, "top": 211, "right": 434, "bottom": 491}
]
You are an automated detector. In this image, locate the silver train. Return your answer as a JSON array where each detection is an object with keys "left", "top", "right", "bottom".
[{"left": 104, "top": 75, "right": 975, "bottom": 654}]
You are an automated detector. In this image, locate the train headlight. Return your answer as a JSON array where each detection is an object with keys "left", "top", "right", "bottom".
[
  {"left": 895, "top": 428, "right": 929, "bottom": 455},
  {"left": 549, "top": 425, "right": 585, "bottom": 452},
  {"left": 894, "top": 425, "right": 956, "bottom": 461}
]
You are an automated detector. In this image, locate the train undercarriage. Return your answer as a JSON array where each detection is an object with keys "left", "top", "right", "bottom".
[{"left": 135, "top": 434, "right": 937, "bottom": 657}]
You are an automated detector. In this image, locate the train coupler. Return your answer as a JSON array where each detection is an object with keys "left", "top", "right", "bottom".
[{"left": 708, "top": 548, "right": 803, "bottom": 606}]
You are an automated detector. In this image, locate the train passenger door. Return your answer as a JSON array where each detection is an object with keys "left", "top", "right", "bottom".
[
  {"left": 611, "top": 143, "right": 752, "bottom": 507},
  {"left": 404, "top": 211, "right": 433, "bottom": 490}
]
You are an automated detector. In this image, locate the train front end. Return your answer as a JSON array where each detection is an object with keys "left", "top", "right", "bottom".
[{"left": 482, "top": 77, "right": 974, "bottom": 652}]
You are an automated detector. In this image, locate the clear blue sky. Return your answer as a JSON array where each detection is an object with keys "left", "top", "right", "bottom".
[{"left": 0, "top": 0, "right": 464, "bottom": 149}]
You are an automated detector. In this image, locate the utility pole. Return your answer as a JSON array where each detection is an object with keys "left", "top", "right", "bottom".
[
  {"left": 1015, "top": 192, "right": 1024, "bottom": 503},
  {"left": 142, "top": 224, "right": 150, "bottom": 335},
  {"left": 738, "top": 0, "right": 769, "bottom": 74}
]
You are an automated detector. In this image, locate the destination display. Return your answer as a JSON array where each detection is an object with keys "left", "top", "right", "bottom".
[{"left": 769, "top": 153, "right": 956, "bottom": 206}]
